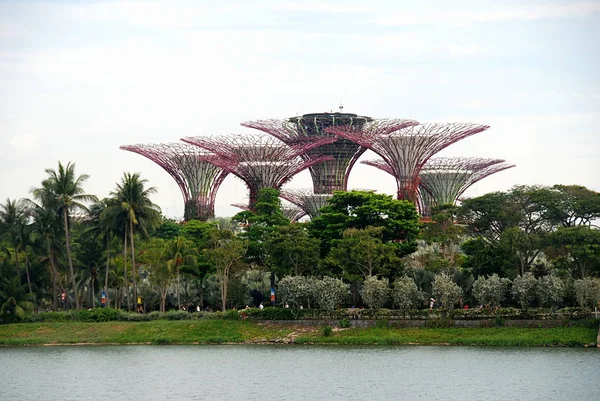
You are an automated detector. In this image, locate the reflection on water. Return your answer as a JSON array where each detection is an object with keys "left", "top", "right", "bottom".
[{"left": 1, "top": 346, "right": 599, "bottom": 401}]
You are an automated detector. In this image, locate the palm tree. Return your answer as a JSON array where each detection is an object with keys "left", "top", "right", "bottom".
[
  {"left": 0, "top": 275, "right": 35, "bottom": 321},
  {"left": 104, "top": 173, "right": 160, "bottom": 311},
  {"left": 0, "top": 199, "right": 27, "bottom": 284},
  {"left": 32, "top": 162, "right": 98, "bottom": 310},
  {"left": 22, "top": 198, "right": 62, "bottom": 310}
]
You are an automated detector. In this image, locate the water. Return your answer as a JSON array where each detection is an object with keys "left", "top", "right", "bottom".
[{"left": 1, "top": 345, "right": 599, "bottom": 401}]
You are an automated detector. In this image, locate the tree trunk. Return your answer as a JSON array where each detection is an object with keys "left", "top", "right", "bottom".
[
  {"left": 221, "top": 269, "right": 228, "bottom": 312},
  {"left": 63, "top": 209, "right": 80, "bottom": 310},
  {"left": 177, "top": 266, "right": 181, "bottom": 310},
  {"left": 104, "top": 235, "right": 111, "bottom": 307},
  {"left": 129, "top": 221, "right": 137, "bottom": 312},
  {"left": 199, "top": 277, "right": 205, "bottom": 309},
  {"left": 24, "top": 251, "right": 32, "bottom": 294},
  {"left": 91, "top": 275, "right": 96, "bottom": 308},
  {"left": 48, "top": 244, "right": 58, "bottom": 311},
  {"left": 123, "top": 231, "right": 129, "bottom": 311}
]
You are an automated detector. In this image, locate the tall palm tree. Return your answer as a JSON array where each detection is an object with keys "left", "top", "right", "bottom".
[
  {"left": 32, "top": 162, "right": 97, "bottom": 310},
  {"left": 104, "top": 173, "right": 160, "bottom": 311}
]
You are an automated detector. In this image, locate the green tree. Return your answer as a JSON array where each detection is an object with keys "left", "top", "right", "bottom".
[
  {"left": 165, "top": 235, "right": 197, "bottom": 310},
  {"left": 309, "top": 190, "right": 420, "bottom": 258},
  {"left": 313, "top": 276, "right": 349, "bottom": 310},
  {"left": 104, "top": 173, "right": 161, "bottom": 311},
  {"left": 204, "top": 228, "right": 247, "bottom": 311},
  {"left": 0, "top": 198, "right": 32, "bottom": 293},
  {"left": 32, "top": 162, "right": 98, "bottom": 310},
  {"left": 328, "top": 226, "right": 401, "bottom": 280},
  {"left": 267, "top": 224, "right": 320, "bottom": 277},
  {"left": 535, "top": 185, "right": 600, "bottom": 227},
  {"left": 547, "top": 226, "right": 600, "bottom": 278}
]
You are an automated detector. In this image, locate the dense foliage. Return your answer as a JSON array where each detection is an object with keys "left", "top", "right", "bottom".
[{"left": 1, "top": 163, "right": 599, "bottom": 322}]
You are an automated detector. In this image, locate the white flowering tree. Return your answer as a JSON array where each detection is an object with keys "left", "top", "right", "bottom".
[
  {"left": 536, "top": 275, "right": 564, "bottom": 310},
  {"left": 277, "top": 276, "right": 316, "bottom": 308},
  {"left": 392, "top": 276, "right": 424, "bottom": 310},
  {"left": 431, "top": 272, "right": 462, "bottom": 309},
  {"left": 472, "top": 274, "right": 511, "bottom": 308},
  {"left": 314, "top": 276, "right": 350, "bottom": 310},
  {"left": 360, "top": 276, "right": 390, "bottom": 309},
  {"left": 511, "top": 272, "right": 537, "bottom": 309},
  {"left": 573, "top": 277, "right": 600, "bottom": 309}
]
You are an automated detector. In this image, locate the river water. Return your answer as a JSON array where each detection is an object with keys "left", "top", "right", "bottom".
[{"left": 1, "top": 345, "right": 599, "bottom": 401}]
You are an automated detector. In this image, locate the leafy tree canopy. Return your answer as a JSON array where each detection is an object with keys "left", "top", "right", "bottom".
[{"left": 308, "top": 190, "right": 420, "bottom": 257}]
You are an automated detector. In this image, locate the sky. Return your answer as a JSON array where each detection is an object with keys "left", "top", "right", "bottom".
[{"left": 1, "top": 0, "right": 599, "bottom": 219}]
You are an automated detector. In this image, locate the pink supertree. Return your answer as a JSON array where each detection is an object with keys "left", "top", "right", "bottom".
[
  {"left": 279, "top": 188, "right": 333, "bottom": 219},
  {"left": 242, "top": 113, "right": 418, "bottom": 194},
  {"left": 334, "top": 122, "right": 490, "bottom": 202},
  {"left": 120, "top": 143, "right": 228, "bottom": 221},
  {"left": 181, "top": 134, "right": 334, "bottom": 209}
]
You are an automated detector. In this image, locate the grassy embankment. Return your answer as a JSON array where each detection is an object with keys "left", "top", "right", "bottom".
[{"left": 0, "top": 320, "right": 597, "bottom": 347}]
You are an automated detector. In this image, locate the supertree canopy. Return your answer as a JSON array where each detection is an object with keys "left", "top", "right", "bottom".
[
  {"left": 281, "top": 205, "right": 307, "bottom": 223},
  {"left": 181, "top": 134, "right": 334, "bottom": 209},
  {"left": 419, "top": 157, "right": 515, "bottom": 208},
  {"left": 279, "top": 188, "right": 333, "bottom": 219},
  {"left": 120, "top": 143, "right": 228, "bottom": 221},
  {"left": 334, "top": 122, "right": 490, "bottom": 201},
  {"left": 242, "top": 114, "right": 417, "bottom": 194}
]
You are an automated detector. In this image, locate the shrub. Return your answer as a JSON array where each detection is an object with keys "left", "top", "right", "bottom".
[
  {"left": 360, "top": 277, "right": 390, "bottom": 309},
  {"left": 392, "top": 276, "right": 424, "bottom": 311},
  {"left": 322, "top": 325, "right": 332, "bottom": 337},
  {"left": 472, "top": 274, "right": 510, "bottom": 308},
  {"left": 431, "top": 273, "right": 462, "bottom": 309},
  {"left": 537, "top": 274, "right": 565, "bottom": 310},
  {"left": 512, "top": 273, "right": 537, "bottom": 309},
  {"left": 573, "top": 278, "right": 600, "bottom": 309},
  {"left": 277, "top": 276, "right": 317, "bottom": 308},
  {"left": 339, "top": 318, "right": 350, "bottom": 328},
  {"left": 74, "top": 308, "right": 121, "bottom": 322},
  {"left": 314, "top": 277, "right": 350, "bottom": 311}
]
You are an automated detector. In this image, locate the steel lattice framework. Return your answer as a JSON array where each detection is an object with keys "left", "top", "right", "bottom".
[
  {"left": 120, "top": 143, "right": 228, "bottom": 221},
  {"left": 281, "top": 205, "right": 307, "bottom": 223},
  {"left": 242, "top": 114, "right": 417, "bottom": 194},
  {"left": 181, "top": 134, "right": 334, "bottom": 209},
  {"left": 279, "top": 188, "right": 333, "bottom": 219},
  {"left": 419, "top": 157, "right": 513, "bottom": 207},
  {"left": 335, "top": 122, "right": 490, "bottom": 201}
]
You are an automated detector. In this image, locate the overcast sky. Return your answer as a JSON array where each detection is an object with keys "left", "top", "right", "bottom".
[{"left": 1, "top": 0, "right": 599, "bottom": 218}]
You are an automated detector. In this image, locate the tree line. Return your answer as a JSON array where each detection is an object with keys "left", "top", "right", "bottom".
[{"left": 1, "top": 161, "right": 600, "bottom": 320}]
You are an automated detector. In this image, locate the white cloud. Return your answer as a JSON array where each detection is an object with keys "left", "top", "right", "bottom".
[{"left": 9, "top": 134, "right": 37, "bottom": 151}]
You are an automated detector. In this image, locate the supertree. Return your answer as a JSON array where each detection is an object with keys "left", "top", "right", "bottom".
[
  {"left": 279, "top": 188, "right": 333, "bottom": 219},
  {"left": 281, "top": 205, "right": 307, "bottom": 223},
  {"left": 335, "top": 122, "right": 490, "bottom": 201},
  {"left": 419, "top": 158, "right": 516, "bottom": 209},
  {"left": 181, "top": 134, "right": 335, "bottom": 209},
  {"left": 242, "top": 114, "right": 418, "bottom": 194},
  {"left": 120, "top": 143, "right": 228, "bottom": 221}
]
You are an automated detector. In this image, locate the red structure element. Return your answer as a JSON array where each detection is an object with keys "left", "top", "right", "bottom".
[
  {"left": 181, "top": 134, "right": 335, "bottom": 209},
  {"left": 242, "top": 114, "right": 417, "bottom": 194},
  {"left": 336, "top": 122, "right": 490, "bottom": 201},
  {"left": 120, "top": 143, "right": 228, "bottom": 221},
  {"left": 279, "top": 188, "right": 333, "bottom": 219}
]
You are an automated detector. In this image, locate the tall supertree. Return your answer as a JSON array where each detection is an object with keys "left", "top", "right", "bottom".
[
  {"left": 281, "top": 205, "right": 307, "bottom": 223},
  {"left": 120, "top": 143, "right": 228, "bottom": 221},
  {"left": 242, "top": 114, "right": 417, "bottom": 194},
  {"left": 419, "top": 157, "right": 516, "bottom": 208},
  {"left": 279, "top": 188, "right": 333, "bottom": 219},
  {"left": 334, "top": 122, "right": 490, "bottom": 201},
  {"left": 181, "top": 134, "right": 334, "bottom": 209}
]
